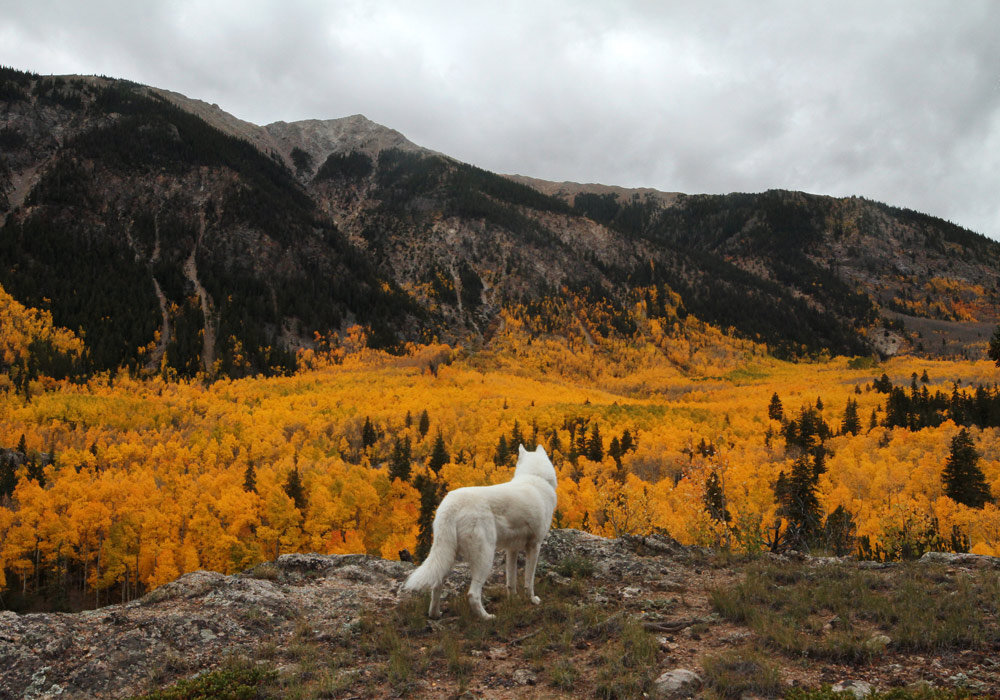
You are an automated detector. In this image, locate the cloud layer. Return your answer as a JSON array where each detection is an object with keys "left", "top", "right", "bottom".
[{"left": 3, "top": 0, "right": 999, "bottom": 238}]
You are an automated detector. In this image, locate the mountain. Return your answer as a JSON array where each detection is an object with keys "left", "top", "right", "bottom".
[{"left": 2, "top": 66, "right": 997, "bottom": 378}]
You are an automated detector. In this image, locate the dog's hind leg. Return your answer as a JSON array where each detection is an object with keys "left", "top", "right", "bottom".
[
  {"left": 429, "top": 583, "right": 444, "bottom": 619},
  {"left": 524, "top": 541, "right": 543, "bottom": 605},
  {"left": 467, "top": 541, "right": 496, "bottom": 620},
  {"left": 505, "top": 549, "right": 518, "bottom": 596}
]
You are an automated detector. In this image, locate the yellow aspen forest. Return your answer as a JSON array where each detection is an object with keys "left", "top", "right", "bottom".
[{"left": 1, "top": 287, "right": 999, "bottom": 610}]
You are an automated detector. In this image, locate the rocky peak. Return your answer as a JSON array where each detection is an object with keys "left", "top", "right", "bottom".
[{"left": 265, "top": 114, "right": 432, "bottom": 178}]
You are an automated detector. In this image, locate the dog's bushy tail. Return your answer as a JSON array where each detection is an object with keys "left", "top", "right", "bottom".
[{"left": 403, "top": 517, "right": 457, "bottom": 592}]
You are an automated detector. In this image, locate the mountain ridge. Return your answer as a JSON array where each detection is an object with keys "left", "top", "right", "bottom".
[{"left": 1, "top": 67, "right": 997, "bottom": 379}]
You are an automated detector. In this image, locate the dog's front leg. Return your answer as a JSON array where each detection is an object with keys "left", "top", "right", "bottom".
[
  {"left": 524, "top": 543, "right": 542, "bottom": 605},
  {"left": 505, "top": 549, "right": 518, "bottom": 596}
]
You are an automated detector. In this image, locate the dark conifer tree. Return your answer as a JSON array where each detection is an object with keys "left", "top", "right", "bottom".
[
  {"left": 26, "top": 456, "right": 45, "bottom": 487},
  {"left": 16, "top": 433, "right": 27, "bottom": 456},
  {"left": 283, "top": 466, "right": 307, "bottom": 511},
  {"left": 413, "top": 473, "right": 444, "bottom": 562},
  {"left": 608, "top": 436, "right": 623, "bottom": 466},
  {"left": 586, "top": 423, "right": 604, "bottom": 462},
  {"left": 768, "top": 393, "right": 784, "bottom": 421},
  {"left": 776, "top": 454, "right": 823, "bottom": 548},
  {"left": 428, "top": 432, "right": 449, "bottom": 474},
  {"left": 942, "top": 429, "right": 992, "bottom": 508},
  {"left": 418, "top": 410, "right": 430, "bottom": 438},
  {"left": 389, "top": 436, "right": 412, "bottom": 482},
  {"left": 0, "top": 455, "right": 17, "bottom": 500},
  {"left": 510, "top": 420, "right": 524, "bottom": 451},
  {"left": 842, "top": 398, "right": 861, "bottom": 436},
  {"left": 620, "top": 428, "right": 636, "bottom": 453},
  {"left": 704, "top": 470, "right": 731, "bottom": 523},
  {"left": 361, "top": 416, "right": 378, "bottom": 449},
  {"left": 549, "top": 428, "right": 561, "bottom": 455},
  {"left": 494, "top": 434, "right": 510, "bottom": 467},
  {"left": 824, "top": 505, "right": 856, "bottom": 556},
  {"left": 243, "top": 462, "right": 257, "bottom": 493},
  {"left": 990, "top": 325, "right": 1000, "bottom": 367}
]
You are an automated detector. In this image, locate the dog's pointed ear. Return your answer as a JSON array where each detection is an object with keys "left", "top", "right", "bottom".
[
  {"left": 518, "top": 444, "right": 527, "bottom": 456},
  {"left": 535, "top": 445, "right": 546, "bottom": 454}
]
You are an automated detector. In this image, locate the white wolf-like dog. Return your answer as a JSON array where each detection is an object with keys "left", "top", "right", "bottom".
[{"left": 402, "top": 444, "right": 558, "bottom": 620}]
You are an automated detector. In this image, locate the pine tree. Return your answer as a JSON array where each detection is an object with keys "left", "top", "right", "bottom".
[
  {"left": 586, "top": 423, "right": 603, "bottom": 462},
  {"left": 824, "top": 505, "right": 856, "bottom": 556},
  {"left": 620, "top": 429, "right": 635, "bottom": 453},
  {"left": 26, "top": 456, "right": 45, "bottom": 487},
  {"left": 510, "top": 420, "right": 524, "bottom": 451},
  {"left": 989, "top": 325, "right": 1000, "bottom": 367},
  {"left": 243, "top": 462, "right": 257, "bottom": 493},
  {"left": 283, "top": 467, "right": 307, "bottom": 511},
  {"left": 494, "top": 434, "right": 510, "bottom": 467},
  {"left": 776, "top": 454, "right": 822, "bottom": 548},
  {"left": 0, "top": 455, "right": 16, "bottom": 500},
  {"left": 704, "top": 471, "right": 730, "bottom": 523},
  {"left": 428, "top": 432, "right": 449, "bottom": 474},
  {"left": 418, "top": 410, "right": 430, "bottom": 438},
  {"left": 608, "top": 436, "right": 622, "bottom": 466},
  {"left": 841, "top": 398, "right": 861, "bottom": 436},
  {"left": 389, "top": 436, "right": 412, "bottom": 482},
  {"left": 361, "top": 416, "right": 378, "bottom": 449},
  {"left": 16, "top": 433, "right": 27, "bottom": 456},
  {"left": 414, "top": 473, "right": 444, "bottom": 562},
  {"left": 942, "top": 429, "right": 992, "bottom": 508},
  {"left": 768, "top": 393, "right": 784, "bottom": 421}
]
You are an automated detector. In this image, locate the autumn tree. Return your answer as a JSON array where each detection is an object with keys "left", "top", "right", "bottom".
[
  {"left": 942, "top": 429, "right": 992, "bottom": 508},
  {"left": 990, "top": 325, "right": 1000, "bottom": 367}
]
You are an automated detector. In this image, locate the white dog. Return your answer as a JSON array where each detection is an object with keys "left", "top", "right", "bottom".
[{"left": 402, "top": 444, "right": 558, "bottom": 620}]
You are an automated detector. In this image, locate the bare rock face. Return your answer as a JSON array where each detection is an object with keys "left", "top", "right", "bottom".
[{"left": 266, "top": 115, "right": 432, "bottom": 177}]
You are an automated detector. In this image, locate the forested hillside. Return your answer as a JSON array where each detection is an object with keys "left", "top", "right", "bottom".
[{"left": 3, "top": 66, "right": 999, "bottom": 380}]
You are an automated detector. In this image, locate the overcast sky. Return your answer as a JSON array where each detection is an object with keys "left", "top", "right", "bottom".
[{"left": 3, "top": 1, "right": 999, "bottom": 239}]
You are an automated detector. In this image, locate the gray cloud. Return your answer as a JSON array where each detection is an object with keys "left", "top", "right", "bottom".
[{"left": 2, "top": 0, "right": 998, "bottom": 239}]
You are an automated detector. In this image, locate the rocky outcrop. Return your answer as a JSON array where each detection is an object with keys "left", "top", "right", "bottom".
[{"left": 0, "top": 530, "right": 688, "bottom": 700}]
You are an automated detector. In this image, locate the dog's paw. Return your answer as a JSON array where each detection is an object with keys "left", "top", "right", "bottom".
[
  {"left": 481, "top": 613, "right": 496, "bottom": 620},
  {"left": 530, "top": 595, "right": 541, "bottom": 605}
]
